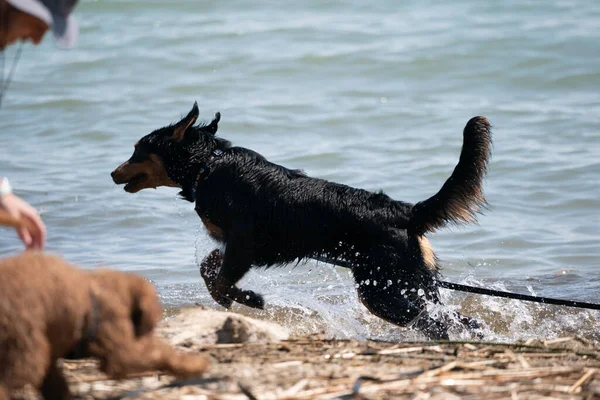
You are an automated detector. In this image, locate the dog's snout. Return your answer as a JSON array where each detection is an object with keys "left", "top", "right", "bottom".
[
  {"left": 111, "top": 163, "right": 128, "bottom": 184},
  {"left": 111, "top": 167, "right": 121, "bottom": 182}
]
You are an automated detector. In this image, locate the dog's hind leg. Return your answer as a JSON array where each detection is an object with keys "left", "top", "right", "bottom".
[
  {"left": 352, "top": 244, "right": 449, "bottom": 340},
  {"left": 0, "top": 333, "right": 54, "bottom": 399}
]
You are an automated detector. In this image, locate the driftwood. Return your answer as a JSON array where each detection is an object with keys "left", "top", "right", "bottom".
[
  {"left": 12, "top": 336, "right": 600, "bottom": 400},
  {"left": 9, "top": 309, "right": 600, "bottom": 399}
]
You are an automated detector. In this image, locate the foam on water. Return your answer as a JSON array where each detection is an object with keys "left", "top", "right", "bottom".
[{"left": 159, "top": 242, "right": 600, "bottom": 344}]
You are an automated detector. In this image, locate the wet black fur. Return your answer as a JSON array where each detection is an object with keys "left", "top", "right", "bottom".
[{"left": 113, "top": 102, "right": 492, "bottom": 339}]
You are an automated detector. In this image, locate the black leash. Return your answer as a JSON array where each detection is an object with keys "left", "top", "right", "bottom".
[
  {"left": 439, "top": 280, "right": 600, "bottom": 311},
  {"left": 311, "top": 255, "right": 600, "bottom": 311}
]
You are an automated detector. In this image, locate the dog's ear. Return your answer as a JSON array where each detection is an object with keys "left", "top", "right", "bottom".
[
  {"left": 205, "top": 112, "right": 221, "bottom": 136},
  {"left": 130, "top": 276, "right": 162, "bottom": 337},
  {"left": 172, "top": 101, "right": 200, "bottom": 142}
]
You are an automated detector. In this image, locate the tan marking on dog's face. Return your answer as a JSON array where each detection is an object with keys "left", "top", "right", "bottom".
[
  {"left": 418, "top": 236, "right": 438, "bottom": 270},
  {"left": 111, "top": 154, "right": 180, "bottom": 193},
  {"left": 201, "top": 216, "right": 224, "bottom": 242}
]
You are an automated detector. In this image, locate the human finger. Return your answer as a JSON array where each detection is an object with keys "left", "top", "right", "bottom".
[
  {"left": 22, "top": 212, "right": 46, "bottom": 250},
  {"left": 17, "top": 226, "right": 33, "bottom": 249}
]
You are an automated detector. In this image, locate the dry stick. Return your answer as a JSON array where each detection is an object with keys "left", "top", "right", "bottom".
[
  {"left": 423, "top": 339, "right": 600, "bottom": 359},
  {"left": 356, "top": 366, "right": 584, "bottom": 396},
  {"left": 278, "top": 379, "right": 309, "bottom": 397},
  {"left": 419, "top": 361, "right": 458, "bottom": 378},
  {"left": 276, "top": 352, "right": 590, "bottom": 399},
  {"left": 273, "top": 384, "right": 354, "bottom": 400},
  {"left": 545, "top": 337, "right": 576, "bottom": 345},
  {"left": 517, "top": 352, "right": 572, "bottom": 358},
  {"left": 515, "top": 354, "right": 531, "bottom": 369},
  {"left": 238, "top": 383, "right": 260, "bottom": 400},
  {"left": 105, "top": 377, "right": 224, "bottom": 400},
  {"left": 70, "top": 371, "right": 162, "bottom": 383},
  {"left": 454, "top": 359, "right": 511, "bottom": 370},
  {"left": 377, "top": 346, "right": 424, "bottom": 355},
  {"left": 361, "top": 369, "right": 581, "bottom": 395},
  {"left": 567, "top": 368, "right": 597, "bottom": 394},
  {"left": 439, "top": 366, "right": 579, "bottom": 380},
  {"left": 196, "top": 343, "right": 251, "bottom": 350}
]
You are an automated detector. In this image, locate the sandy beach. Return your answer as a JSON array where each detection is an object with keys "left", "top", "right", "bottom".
[{"left": 12, "top": 308, "right": 600, "bottom": 400}]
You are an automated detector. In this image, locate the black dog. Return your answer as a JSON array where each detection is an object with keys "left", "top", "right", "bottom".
[{"left": 111, "top": 103, "right": 492, "bottom": 339}]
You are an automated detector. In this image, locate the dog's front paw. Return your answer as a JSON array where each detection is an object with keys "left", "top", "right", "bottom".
[
  {"left": 168, "top": 354, "right": 210, "bottom": 378},
  {"left": 234, "top": 290, "right": 265, "bottom": 310},
  {"left": 212, "top": 292, "right": 233, "bottom": 309}
]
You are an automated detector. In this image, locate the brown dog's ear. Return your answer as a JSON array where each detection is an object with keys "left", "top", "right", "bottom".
[
  {"left": 205, "top": 112, "right": 221, "bottom": 136},
  {"left": 172, "top": 101, "right": 200, "bottom": 142},
  {"left": 130, "top": 276, "right": 162, "bottom": 337}
]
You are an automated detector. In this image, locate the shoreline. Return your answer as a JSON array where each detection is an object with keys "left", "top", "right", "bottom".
[{"left": 14, "top": 307, "right": 600, "bottom": 400}]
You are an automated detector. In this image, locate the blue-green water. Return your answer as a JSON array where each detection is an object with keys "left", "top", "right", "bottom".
[{"left": 1, "top": 0, "right": 599, "bottom": 342}]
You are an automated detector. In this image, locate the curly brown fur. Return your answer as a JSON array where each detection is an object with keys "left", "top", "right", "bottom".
[{"left": 0, "top": 252, "right": 209, "bottom": 400}]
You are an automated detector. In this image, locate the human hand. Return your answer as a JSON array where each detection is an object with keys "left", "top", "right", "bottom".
[{"left": 0, "top": 193, "right": 46, "bottom": 250}]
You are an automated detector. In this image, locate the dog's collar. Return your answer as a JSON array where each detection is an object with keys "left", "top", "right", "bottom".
[
  {"left": 190, "top": 149, "right": 224, "bottom": 201},
  {"left": 65, "top": 291, "right": 101, "bottom": 359}
]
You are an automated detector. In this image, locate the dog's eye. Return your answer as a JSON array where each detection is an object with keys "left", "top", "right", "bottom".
[{"left": 129, "top": 149, "right": 148, "bottom": 163}]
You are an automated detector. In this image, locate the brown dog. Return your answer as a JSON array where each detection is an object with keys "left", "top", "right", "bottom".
[{"left": 0, "top": 251, "right": 209, "bottom": 400}]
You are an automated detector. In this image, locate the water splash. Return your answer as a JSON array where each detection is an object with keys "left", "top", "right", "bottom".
[{"left": 163, "top": 249, "right": 599, "bottom": 343}]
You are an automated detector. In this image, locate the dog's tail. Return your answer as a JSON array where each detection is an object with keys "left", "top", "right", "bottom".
[{"left": 409, "top": 116, "right": 492, "bottom": 236}]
